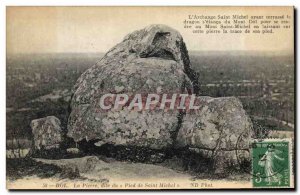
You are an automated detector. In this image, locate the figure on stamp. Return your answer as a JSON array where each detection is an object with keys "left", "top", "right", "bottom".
[{"left": 258, "top": 144, "right": 285, "bottom": 185}]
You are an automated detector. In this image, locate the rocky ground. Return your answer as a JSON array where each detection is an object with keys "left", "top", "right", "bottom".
[{"left": 7, "top": 155, "right": 251, "bottom": 189}]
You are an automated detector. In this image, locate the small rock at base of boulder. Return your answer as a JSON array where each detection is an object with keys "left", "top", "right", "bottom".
[
  {"left": 31, "top": 116, "right": 63, "bottom": 150},
  {"left": 66, "top": 148, "right": 80, "bottom": 154}
]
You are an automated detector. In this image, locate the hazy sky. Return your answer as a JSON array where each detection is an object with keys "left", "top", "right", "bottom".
[{"left": 7, "top": 6, "right": 294, "bottom": 54}]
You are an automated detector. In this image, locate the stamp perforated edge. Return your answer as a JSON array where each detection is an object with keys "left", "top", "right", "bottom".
[{"left": 251, "top": 138, "right": 294, "bottom": 188}]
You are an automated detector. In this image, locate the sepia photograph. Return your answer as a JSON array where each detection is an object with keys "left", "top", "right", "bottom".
[{"left": 5, "top": 6, "right": 295, "bottom": 190}]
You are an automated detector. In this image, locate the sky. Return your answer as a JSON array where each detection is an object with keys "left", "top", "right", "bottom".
[{"left": 6, "top": 6, "right": 294, "bottom": 54}]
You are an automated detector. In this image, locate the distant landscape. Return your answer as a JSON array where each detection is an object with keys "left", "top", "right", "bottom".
[
  {"left": 189, "top": 51, "right": 294, "bottom": 133},
  {"left": 6, "top": 51, "right": 294, "bottom": 142}
]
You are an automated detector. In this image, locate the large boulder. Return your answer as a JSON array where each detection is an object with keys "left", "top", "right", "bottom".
[
  {"left": 67, "top": 25, "right": 193, "bottom": 149},
  {"left": 67, "top": 24, "right": 254, "bottom": 174},
  {"left": 175, "top": 96, "right": 254, "bottom": 173},
  {"left": 31, "top": 116, "right": 63, "bottom": 150}
]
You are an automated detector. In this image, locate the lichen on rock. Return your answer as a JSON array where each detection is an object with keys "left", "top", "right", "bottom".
[
  {"left": 31, "top": 116, "right": 63, "bottom": 150},
  {"left": 67, "top": 24, "right": 254, "bottom": 173},
  {"left": 175, "top": 96, "right": 254, "bottom": 173},
  {"left": 68, "top": 24, "right": 193, "bottom": 149}
]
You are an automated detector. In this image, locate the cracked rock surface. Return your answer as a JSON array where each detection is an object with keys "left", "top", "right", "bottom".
[
  {"left": 31, "top": 116, "right": 63, "bottom": 150},
  {"left": 67, "top": 24, "right": 254, "bottom": 172},
  {"left": 175, "top": 96, "right": 253, "bottom": 172},
  {"left": 68, "top": 24, "right": 193, "bottom": 149}
]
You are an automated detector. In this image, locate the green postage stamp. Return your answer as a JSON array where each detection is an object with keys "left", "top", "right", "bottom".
[{"left": 252, "top": 139, "right": 293, "bottom": 188}]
